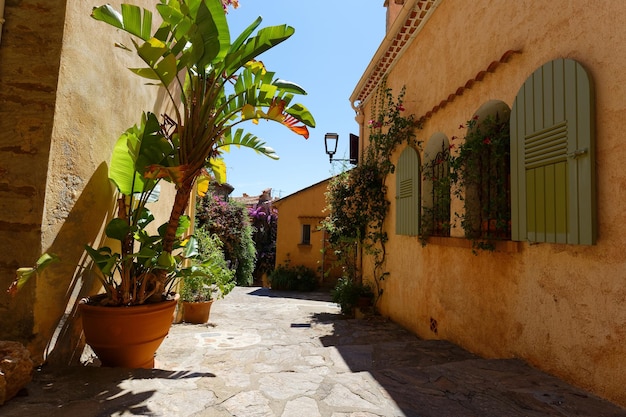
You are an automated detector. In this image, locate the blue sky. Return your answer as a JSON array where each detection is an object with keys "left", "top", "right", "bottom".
[{"left": 222, "top": 1, "right": 385, "bottom": 198}]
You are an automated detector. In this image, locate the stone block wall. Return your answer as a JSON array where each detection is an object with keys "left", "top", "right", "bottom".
[{"left": 0, "top": 0, "right": 66, "bottom": 342}]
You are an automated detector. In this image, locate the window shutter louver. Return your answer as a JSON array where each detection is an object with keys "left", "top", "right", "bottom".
[
  {"left": 396, "top": 146, "right": 420, "bottom": 235},
  {"left": 511, "top": 59, "right": 596, "bottom": 244}
]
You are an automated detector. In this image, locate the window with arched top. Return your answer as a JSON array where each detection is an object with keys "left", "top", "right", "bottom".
[
  {"left": 422, "top": 133, "right": 451, "bottom": 237},
  {"left": 396, "top": 146, "right": 420, "bottom": 236},
  {"left": 451, "top": 101, "right": 511, "bottom": 240},
  {"left": 511, "top": 58, "right": 596, "bottom": 244}
]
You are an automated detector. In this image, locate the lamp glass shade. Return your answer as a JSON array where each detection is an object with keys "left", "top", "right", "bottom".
[{"left": 324, "top": 133, "right": 339, "bottom": 156}]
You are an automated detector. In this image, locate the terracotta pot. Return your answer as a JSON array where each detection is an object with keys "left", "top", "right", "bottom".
[
  {"left": 182, "top": 300, "right": 214, "bottom": 324},
  {"left": 357, "top": 295, "right": 373, "bottom": 309},
  {"left": 79, "top": 299, "right": 176, "bottom": 368}
]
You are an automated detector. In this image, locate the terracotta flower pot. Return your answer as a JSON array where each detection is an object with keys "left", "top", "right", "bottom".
[
  {"left": 182, "top": 300, "right": 214, "bottom": 324},
  {"left": 79, "top": 299, "right": 176, "bottom": 369}
]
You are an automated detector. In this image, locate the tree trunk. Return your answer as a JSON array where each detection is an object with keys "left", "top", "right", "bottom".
[{"left": 151, "top": 178, "right": 194, "bottom": 300}]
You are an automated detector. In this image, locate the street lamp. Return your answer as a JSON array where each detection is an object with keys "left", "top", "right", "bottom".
[
  {"left": 325, "top": 132, "right": 358, "bottom": 164},
  {"left": 324, "top": 132, "right": 339, "bottom": 162}
]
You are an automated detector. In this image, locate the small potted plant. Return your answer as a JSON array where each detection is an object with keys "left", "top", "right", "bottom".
[
  {"left": 331, "top": 277, "right": 374, "bottom": 316},
  {"left": 180, "top": 230, "right": 235, "bottom": 324}
]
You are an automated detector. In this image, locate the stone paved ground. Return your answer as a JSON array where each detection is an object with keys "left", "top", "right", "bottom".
[{"left": 2, "top": 286, "right": 626, "bottom": 416}]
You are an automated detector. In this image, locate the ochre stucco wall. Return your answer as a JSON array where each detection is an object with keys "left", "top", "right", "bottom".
[
  {"left": 0, "top": 0, "right": 176, "bottom": 365},
  {"left": 357, "top": 0, "right": 626, "bottom": 406},
  {"left": 274, "top": 179, "right": 341, "bottom": 287}
]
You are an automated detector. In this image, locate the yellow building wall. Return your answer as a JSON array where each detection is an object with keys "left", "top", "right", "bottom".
[
  {"left": 0, "top": 0, "right": 175, "bottom": 365},
  {"left": 274, "top": 179, "right": 341, "bottom": 288},
  {"left": 356, "top": 0, "right": 626, "bottom": 407}
]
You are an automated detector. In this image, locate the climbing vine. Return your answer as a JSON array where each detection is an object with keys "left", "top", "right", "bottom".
[{"left": 323, "top": 83, "right": 420, "bottom": 305}]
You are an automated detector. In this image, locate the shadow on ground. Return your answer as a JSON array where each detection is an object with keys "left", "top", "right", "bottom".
[
  {"left": 310, "top": 311, "right": 626, "bottom": 417},
  {"left": 4, "top": 366, "right": 215, "bottom": 417},
  {"left": 246, "top": 286, "right": 333, "bottom": 303}
]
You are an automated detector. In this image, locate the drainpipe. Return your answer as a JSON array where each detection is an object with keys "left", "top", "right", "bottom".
[{"left": 0, "top": 0, "right": 5, "bottom": 46}]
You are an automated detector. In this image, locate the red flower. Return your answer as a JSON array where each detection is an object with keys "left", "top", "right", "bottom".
[
  {"left": 472, "top": 115, "right": 479, "bottom": 120},
  {"left": 459, "top": 124, "right": 465, "bottom": 129},
  {"left": 483, "top": 137, "right": 492, "bottom": 145}
]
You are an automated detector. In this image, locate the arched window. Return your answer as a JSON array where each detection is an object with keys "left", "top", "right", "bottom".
[
  {"left": 422, "top": 133, "right": 450, "bottom": 237},
  {"left": 451, "top": 101, "right": 511, "bottom": 240},
  {"left": 396, "top": 146, "right": 420, "bottom": 236}
]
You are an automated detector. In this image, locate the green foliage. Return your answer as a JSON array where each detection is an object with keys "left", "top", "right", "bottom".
[
  {"left": 420, "top": 143, "right": 452, "bottom": 244},
  {"left": 449, "top": 113, "right": 511, "bottom": 247},
  {"left": 268, "top": 263, "right": 318, "bottom": 292},
  {"left": 248, "top": 202, "right": 278, "bottom": 278},
  {"left": 323, "top": 83, "right": 419, "bottom": 303},
  {"left": 180, "top": 229, "right": 235, "bottom": 302},
  {"left": 196, "top": 195, "right": 256, "bottom": 286},
  {"left": 331, "top": 277, "right": 373, "bottom": 315}
]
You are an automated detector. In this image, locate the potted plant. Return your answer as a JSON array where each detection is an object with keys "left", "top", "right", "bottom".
[
  {"left": 180, "top": 230, "right": 235, "bottom": 324},
  {"left": 9, "top": 0, "right": 314, "bottom": 368},
  {"left": 331, "top": 277, "right": 374, "bottom": 316}
]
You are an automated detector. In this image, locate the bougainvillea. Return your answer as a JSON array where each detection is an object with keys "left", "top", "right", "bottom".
[
  {"left": 248, "top": 201, "right": 278, "bottom": 279},
  {"left": 221, "top": 0, "right": 240, "bottom": 12},
  {"left": 196, "top": 195, "right": 256, "bottom": 286}
]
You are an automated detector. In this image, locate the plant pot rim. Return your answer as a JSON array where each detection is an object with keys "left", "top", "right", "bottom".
[{"left": 80, "top": 292, "right": 178, "bottom": 307}]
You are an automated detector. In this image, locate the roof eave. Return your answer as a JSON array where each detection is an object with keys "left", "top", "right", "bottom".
[{"left": 350, "top": 0, "right": 442, "bottom": 110}]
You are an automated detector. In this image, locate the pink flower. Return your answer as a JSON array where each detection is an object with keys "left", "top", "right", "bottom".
[{"left": 396, "top": 105, "right": 405, "bottom": 111}]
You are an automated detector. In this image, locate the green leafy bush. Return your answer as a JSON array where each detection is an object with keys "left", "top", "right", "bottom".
[
  {"left": 180, "top": 229, "right": 235, "bottom": 302},
  {"left": 331, "top": 277, "right": 373, "bottom": 315},
  {"left": 196, "top": 196, "right": 256, "bottom": 286},
  {"left": 268, "top": 264, "right": 318, "bottom": 291}
]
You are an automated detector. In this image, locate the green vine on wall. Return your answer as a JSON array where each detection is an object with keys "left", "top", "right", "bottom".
[
  {"left": 450, "top": 113, "right": 511, "bottom": 247},
  {"left": 420, "top": 142, "right": 452, "bottom": 245},
  {"left": 323, "top": 83, "right": 420, "bottom": 304}
]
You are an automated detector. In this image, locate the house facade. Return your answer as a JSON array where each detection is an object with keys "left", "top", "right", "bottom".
[
  {"left": 0, "top": 0, "right": 174, "bottom": 365},
  {"left": 274, "top": 178, "right": 342, "bottom": 288},
  {"left": 352, "top": 0, "right": 626, "bottom": 406}
]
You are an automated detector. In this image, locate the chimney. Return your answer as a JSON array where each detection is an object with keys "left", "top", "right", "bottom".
[{"left": 384, "top": 0, "right": 405, "bottom": 32}]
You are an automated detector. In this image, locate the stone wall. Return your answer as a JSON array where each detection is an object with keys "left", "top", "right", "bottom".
[
  {"left": 0, "top": 0, "right": 176, "bottom": 365},
  {"left": 0, "top": 0, "right": 66, "bottom": 343}
]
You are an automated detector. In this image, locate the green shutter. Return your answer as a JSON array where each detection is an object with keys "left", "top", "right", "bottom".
[
  {"left": 396, "top": 146, "right": 420, "bottom": 235},
  {"left": 511, "top": 59, "right": 595, "bottom": 244}
]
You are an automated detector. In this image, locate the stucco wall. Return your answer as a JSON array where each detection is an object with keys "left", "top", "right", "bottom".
[
  {"left": 274, "top": 179, "right": 341, "bottom": 287},
  {"left": 0, "top": 0, "right": 176, "bottom": 365},
  {"left": 358, "top": 0, "right": 626, "bottom": 406}
]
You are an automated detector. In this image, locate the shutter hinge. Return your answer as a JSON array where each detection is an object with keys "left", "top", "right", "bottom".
[{"left": 567, "top": 148, "right": 588, "bottom": 159}]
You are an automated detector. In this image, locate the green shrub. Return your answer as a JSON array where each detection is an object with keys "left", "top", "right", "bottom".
[
  {"left": 331, "top": 277, "right": 374, "bottom": 314},
  {"left": 268, "top": 264, "right": 318, "bottom": 292},
  {"left": 196, "top": 195, "right": 256, "bottom": 286},
  {"left": 180, "top": 230, "right": 236, "bottom": 302}
]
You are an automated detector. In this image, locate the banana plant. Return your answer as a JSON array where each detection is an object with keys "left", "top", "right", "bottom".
[{"left": 89, "top": 0, "right": 314, "bottom": 304}]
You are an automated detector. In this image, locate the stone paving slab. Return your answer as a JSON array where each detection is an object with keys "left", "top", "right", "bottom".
[{"left": 2, "top": 286, "right": 625, "bottom": 416}]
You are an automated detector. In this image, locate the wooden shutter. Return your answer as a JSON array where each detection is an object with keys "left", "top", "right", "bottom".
[
  {"left": 511, "top": 59, "right": 595, "bottom": 244},
  {"left": 396, "top": 146, "right": 420, "bottom": 235},
  {"left": 349, "top": 134, "right": 359, "bottom": 164}
]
